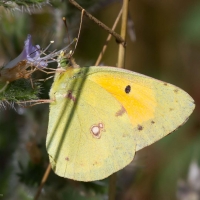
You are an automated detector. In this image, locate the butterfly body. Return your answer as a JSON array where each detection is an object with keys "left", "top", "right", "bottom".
[{"left": 47, "top": 65, "right": 195, "bottom": 181}]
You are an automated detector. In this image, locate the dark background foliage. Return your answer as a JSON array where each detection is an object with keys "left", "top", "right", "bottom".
[{"left": 0, "top": 0, "right": 200, "bottom": 199}]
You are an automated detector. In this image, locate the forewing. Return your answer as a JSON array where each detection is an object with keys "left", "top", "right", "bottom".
[{"left": 87, "top": 66, "right": 195, "bottom": 151}]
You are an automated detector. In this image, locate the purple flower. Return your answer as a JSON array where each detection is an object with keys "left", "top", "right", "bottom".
[
  {"left": 5, "top": 34, "right": 47, "bottom": 69},
  {"left": 4, "top": 34, "right": 76, "bottom": 70}
]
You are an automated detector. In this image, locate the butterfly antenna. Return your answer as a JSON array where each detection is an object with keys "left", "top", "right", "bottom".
[
  {"left": 62, "top": 17, "right": 71, "bottom": 43},
  {"left": 71, "top": 9, "right": 85, "bottom": 56}
]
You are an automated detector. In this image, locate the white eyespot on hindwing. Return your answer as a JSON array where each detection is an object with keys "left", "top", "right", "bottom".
[{"left": 90, "top": 123, "right": 105, "bottom": 139}]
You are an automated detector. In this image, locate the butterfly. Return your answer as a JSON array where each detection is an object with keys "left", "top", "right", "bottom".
[{"left": 46, "top": 57, "right": 195, "bottom": 182}]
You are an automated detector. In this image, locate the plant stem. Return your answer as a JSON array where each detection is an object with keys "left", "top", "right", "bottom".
[
  {"left": 95, "top": 8, "right": 122, "bottom": 66},
  {"left": 109, "top": 172, "right": 117, "bottom": 200},
  {"left": 109, "top": 1, "right": 129, "bottom": 199},
  {"left": 117, "top": 0, "right": 129, "bottom": 68},
  {"left": 34, "top": 164, "right": 51, "bottom": 200},
  {"left": 68, "top": 0, "right": 126, "bottom": 46}
]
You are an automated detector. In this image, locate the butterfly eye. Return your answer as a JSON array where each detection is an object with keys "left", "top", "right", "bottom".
[{"left": 125, "top": 85, "right": 131, "bottom": 94}]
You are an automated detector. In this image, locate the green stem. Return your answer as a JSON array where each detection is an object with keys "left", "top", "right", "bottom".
[
  {"left": 117, "top": 0, "right": 129, "bottom": 68},
  {"left": 109, "top": 1, "right": 129, "bottom": 200},
  {"left": 108, "top": 173, "right": 117, "bottom": 200}
]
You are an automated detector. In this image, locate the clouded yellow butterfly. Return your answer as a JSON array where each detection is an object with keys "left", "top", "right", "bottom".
[{"left": 46, "top": 58, "right": 195, "bottom": 182}]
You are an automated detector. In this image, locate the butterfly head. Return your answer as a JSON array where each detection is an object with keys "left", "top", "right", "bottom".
[{"left": 57, "top": 50, "right": 79, "bottom": 70}]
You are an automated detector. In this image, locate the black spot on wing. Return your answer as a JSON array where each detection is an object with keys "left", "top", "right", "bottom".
[
  {"left": 137, "top": 125, "right": 143, "bottom": 131},
  {"left": 65, "top": 157, "right": 69, "bottom": 161},
  {"left": 115, "top": 106, "right": 126, "bottom": 116},
  {"left": 125, "top": 85, "right": 131, "bottom": 94},
  {"left": 65, "top": 91, "right": 76, "bottom": 102},
  {"left": 174, "top": 89, "right": 179, "bottom": 93}
]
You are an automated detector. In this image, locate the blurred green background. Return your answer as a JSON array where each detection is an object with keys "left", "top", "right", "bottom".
[{"left": 0, "top": 0, "right": 200, "bottom": 199}]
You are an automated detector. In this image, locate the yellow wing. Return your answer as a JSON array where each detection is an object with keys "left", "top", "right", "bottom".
[
  {"left": 47, "top": 67, "right": 136, "bottom": 181},
  {"left": 88, "top": 66, "right": 195, "bottom": 151},
  {"left": 47, "top": 66, "right": 195, "bottom": 182}
]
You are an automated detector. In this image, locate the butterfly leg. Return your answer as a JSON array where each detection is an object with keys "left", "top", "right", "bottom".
[
  {"left": 18, "top": 99, "right": 53, "bottom": 107},
  {"left": 37, "top": 75, "right": 54, "bottom": 82}
]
